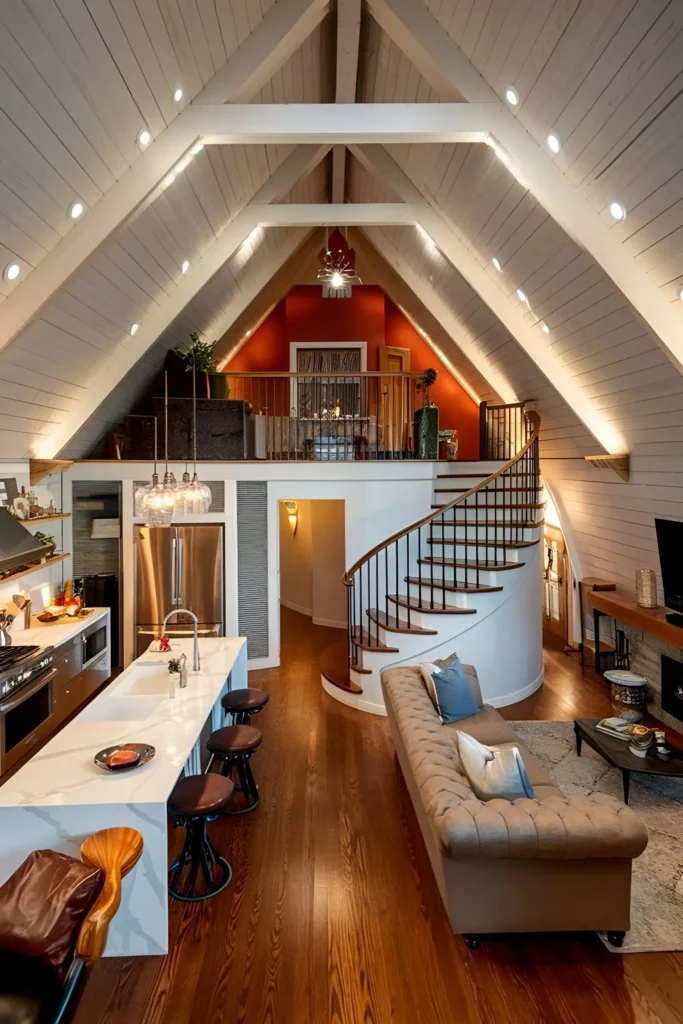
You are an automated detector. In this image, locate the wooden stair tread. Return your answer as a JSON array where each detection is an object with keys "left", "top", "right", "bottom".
[
  {"left": 436, "top": 473, "right": 492, "bottom": 479},
  {"left": 419, "top": 557, "right": 524, "bottom": 571},
  {"left": 434, "top": 487, "right": 539, "bottom": 493},
  {"left": 388, "top": 594, "right": 477, "bottom": 614},
  {"left": 366, "top": 609, "right": 438, "bottom": 634},
  {"left": 320, "top": 641, "right": 364, "bottom": 693},
  {"left": 432, "top": 502, "right": 544, "bottom": 510},
  {"left": 430, "top": 518, "right": 544, "bottom": 528},
  {"left": 405, "top": 576, "right": 503, "bottom": 593},
  {"left": 426, "top": 538, "right": 540, "bottom": 549},
  {"left": 350, "top": 627, "right": 399, "bottom": 653}
]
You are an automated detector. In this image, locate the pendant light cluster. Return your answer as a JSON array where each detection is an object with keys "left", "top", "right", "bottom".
[
  {"left": 175, "top": 356, "right": 211, "bottom": 516},
  {"left": 135, "top": 366, "right": 210, "bottom": 524}
]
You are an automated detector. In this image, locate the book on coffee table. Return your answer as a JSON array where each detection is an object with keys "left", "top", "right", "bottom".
[{"left": 595, "top": 717, "right": 631, "bottom": 741}]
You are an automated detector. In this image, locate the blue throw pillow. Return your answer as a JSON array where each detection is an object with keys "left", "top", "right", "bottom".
[{"left": 421, "top": 659, "right": 480, "bottom": 723}]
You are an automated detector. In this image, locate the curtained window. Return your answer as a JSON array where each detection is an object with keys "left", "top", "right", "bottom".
[{"left": 296, "top": 347, "right": 362, "bottom": 418}]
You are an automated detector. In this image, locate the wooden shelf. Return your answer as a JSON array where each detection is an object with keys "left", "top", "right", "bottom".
[
  {"left": 0, "top": 553, "right": 70, "bottom": 586},
  {"left": 24, "top": 513, "right": 71, "bottom": 524},
  {"left": 583, "top": 638, "right": 616, "bottom": 655}
]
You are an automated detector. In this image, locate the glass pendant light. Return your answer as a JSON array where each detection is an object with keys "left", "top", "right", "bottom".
[
  {"left": 175, "top": 355, "right": 211, "bottom": 515},
  {"left": 138, "top": 417, "right": 172, "bottom": 525},
  {"left": 141, "top": 373, "right": 175, "bottom": 524}
]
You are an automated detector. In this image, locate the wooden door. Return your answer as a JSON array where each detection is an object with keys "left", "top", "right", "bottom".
[
  {"left": 543, "top": 524, "right": 567, "bottom": 640},
  {"left": 379, "top": 346, "right": 410, "bottom": 454}
]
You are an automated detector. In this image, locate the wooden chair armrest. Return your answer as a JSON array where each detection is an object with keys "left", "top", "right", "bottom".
[{"left": 75, "top": 827, "right": 144, "bottom": 962}]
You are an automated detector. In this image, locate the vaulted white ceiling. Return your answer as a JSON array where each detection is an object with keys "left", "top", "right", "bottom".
[{"left": 1, "top": 0, "right": 683, "bottom": 592}]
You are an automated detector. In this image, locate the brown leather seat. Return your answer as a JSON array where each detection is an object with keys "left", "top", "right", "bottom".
[
  {"left": 207, "top": 725, "right": 263, "bottom": 755},
  {"left": 221, "top": 687, "right": 269, "bottom": 712},
  {"left": 168, "top": 774, "right": 234, "bottom": 816}
]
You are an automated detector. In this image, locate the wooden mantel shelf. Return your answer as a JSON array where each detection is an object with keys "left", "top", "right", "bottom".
[{"left": 582, "top": 579, "right": 683, "bottom": 650}]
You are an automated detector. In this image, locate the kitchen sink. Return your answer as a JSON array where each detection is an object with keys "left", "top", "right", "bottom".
[{"left": 114, "top": 667, "right": 175, "bottom": 696}]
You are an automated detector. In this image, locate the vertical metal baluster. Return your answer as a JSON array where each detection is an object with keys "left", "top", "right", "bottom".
[
  {"left": 385, "top": 546, "right": 389, "bottom": 626},
  {"left": 406, "top": 533, "right": 411, "bottom": 624},
  {"left": 375, "top": 553, "right": 379, "bottom": 647},
  {"left": 418, "top": 527, "right": 423, "bottom": 610},
  {"left": 395, "top": 541, "right": 399, "bottom": 628}
]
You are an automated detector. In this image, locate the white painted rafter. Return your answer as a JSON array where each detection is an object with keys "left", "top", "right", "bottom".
[
  {"left": 352, "top": 144, "right": 626, "bottom": 454},
  {"left": 332, "top": 0, "right": 362, "bottom": 202},
  {"left": 42, "top": 146, "right": 330, "bottom": 459},
  {"left": 367, "top": 0, "right": 683, "bottom": 376},
  {"left": 0, "top": 0, "right": 330, "bottom": 356}
]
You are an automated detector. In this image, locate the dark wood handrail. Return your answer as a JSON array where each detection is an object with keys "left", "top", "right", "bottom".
[
  {"left": 220, "top": 371, "right": 426, "bottom": 378},
  {"left": 342, "top": 411, "right": 541, "bottom": 586}
]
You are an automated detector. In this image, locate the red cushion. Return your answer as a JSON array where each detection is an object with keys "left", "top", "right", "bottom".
[{"left": 0, "top": 850, "right": 102, "bottom": 979}]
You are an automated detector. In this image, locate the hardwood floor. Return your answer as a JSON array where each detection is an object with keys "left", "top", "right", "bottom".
[{"left": 75, "top": 612, "right": 683, "bottom": 1024}]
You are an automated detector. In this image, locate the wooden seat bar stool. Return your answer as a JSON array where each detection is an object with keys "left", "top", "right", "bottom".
[
  {"left": 168, "top": 774, "right": 234, "bottom": 902},
  {"left": 221, "top": 687, "right": 269, "bottom": 726},
  {"left": 206, "top": 725, "right": 262, "bottom": 815}
]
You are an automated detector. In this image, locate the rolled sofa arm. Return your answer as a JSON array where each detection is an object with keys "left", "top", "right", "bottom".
[{"left": 437, "top": 793, "right": 648, "bottom": 861}]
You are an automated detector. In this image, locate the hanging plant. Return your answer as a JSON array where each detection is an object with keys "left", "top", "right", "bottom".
[
  {"left": 416, "top": 368, "right": 438, "bottom": 405},
  {"left": 175, "top": 332, "right": 217, "bottom": 374}
]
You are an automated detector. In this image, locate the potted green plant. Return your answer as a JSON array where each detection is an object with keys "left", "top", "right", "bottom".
[
  {"left": 414, "top": 368, "right": 439, "bottom": 459},
  {"left": 175, "top": 332, "right": 229, "bottom": 399}
]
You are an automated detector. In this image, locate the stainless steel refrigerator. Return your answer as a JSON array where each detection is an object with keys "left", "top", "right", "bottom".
[{"left": 135, "top": 525, "right": 224, "bottom": 658}]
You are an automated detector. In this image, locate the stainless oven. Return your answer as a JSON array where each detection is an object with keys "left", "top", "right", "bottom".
[
  {"left": 81, "top": 619, "right": 108, "bottom": 670},
  {"left": 0, "top": 665, "right": 57, "bottom": 776}
]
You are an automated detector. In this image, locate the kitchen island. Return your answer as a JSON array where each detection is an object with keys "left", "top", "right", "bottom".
[{"left": 0, "top": 635, "right": 247, "bottom": 957}]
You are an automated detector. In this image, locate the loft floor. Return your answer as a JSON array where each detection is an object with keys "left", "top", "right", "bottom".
[{"left": 74, "top": 610, "right": 683, "bottom": 1024}]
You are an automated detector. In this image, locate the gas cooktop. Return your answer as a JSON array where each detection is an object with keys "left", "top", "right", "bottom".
[
  {"left": 0, "top": 645, "right": 39, "bottom": 671},
  {"left": 0, "top": 645, "right": 54, "bottom": 699}
]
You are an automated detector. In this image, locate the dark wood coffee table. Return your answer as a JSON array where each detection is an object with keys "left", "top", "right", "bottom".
[{"left": 574, "top": 719, "right": 683, "bottom": 804}]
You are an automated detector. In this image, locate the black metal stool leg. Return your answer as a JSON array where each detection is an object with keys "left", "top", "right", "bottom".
[
  {"left": 222, "top": 754, "right": 260, "bottom": 815},
  {"left": 168, "top": 814, "right": 233, "bottom": 902}
]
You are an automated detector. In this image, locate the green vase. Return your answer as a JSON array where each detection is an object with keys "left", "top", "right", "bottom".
[
  {"left": 414, "top": 404, "right": 439, "bottom": 459},
  {"left": 209, "top": 374, "right": 229, "bottom": 399}
]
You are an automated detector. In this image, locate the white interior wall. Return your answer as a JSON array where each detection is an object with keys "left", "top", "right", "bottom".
[
  {"left": 278, "top": 498, "right": 347, "bottom": 628},
  {"left": 279, "top": 498, "right": 313, "bottom": 616}
]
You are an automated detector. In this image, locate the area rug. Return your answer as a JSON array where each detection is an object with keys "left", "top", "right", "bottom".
[{"left": 513, "top": 720, "right": 683, "bottom": 953}]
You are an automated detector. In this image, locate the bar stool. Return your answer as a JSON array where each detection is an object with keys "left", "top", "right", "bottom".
[
  {"left": 206, "top": 725, "right": 262, "bottom": 815},
  {"left": 168, "top": 774, "right": 234, "bottom": 902},
  {"left": 221, "top": 687, "right": 270, "bottom": 726}
]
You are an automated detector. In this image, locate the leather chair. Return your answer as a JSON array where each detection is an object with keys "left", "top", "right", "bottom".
[{"left": 0, "top": 827, "right": 143, "bottom": 1024}]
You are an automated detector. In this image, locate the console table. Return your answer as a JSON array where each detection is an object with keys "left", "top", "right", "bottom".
[{"left": 580, "top": 577, "right": 683, "bottom": 672}]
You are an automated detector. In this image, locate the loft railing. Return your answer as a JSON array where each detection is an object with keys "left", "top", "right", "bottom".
[
  {"left": 342, "top": 410, "right": 541, "bottom": 670},
  {"left": 222, "top": 371, "right": 427, "bottom": 461},
  {"left": 479, "top": 401, "right": 528, "bottom": 460}
]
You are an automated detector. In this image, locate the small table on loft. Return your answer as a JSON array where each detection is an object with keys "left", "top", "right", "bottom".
[{"left": 574, "top": 719, "right": 683, "bottom": 804}]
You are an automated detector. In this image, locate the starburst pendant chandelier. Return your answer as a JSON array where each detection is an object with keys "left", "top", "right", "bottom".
[
  {"left": 175, "top": 356, "right": 212, "bottom": 516},
  {"left": 317, "top": 228, "right": 360, "bottom": 298}
]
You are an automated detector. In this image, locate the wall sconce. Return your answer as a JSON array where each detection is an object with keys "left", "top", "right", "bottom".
[{"left": 284, "top": 499, "right": 298, "bottom": 536}]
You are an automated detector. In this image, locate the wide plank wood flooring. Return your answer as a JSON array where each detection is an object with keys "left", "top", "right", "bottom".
[{"left": 75, "top": 610, "right": 683, "bottom": 1024}]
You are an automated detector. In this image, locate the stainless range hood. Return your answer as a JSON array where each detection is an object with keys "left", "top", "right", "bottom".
[{"left": 0, "top": 507, "right": 51, "bottom": 576}]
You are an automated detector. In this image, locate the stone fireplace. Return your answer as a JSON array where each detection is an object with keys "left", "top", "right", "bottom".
[{"left": 617, "top": 620, "right": 683, "bottom": 735}]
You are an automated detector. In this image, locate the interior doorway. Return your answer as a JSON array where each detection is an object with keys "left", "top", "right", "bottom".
[
  {"left": 278, "top": 499, "right": 347, "bottom": 630},
  {"left": 543, "top": 524, "right": 568, "bottom": 642},
  {"left": 379, "top": 345, "right": 411, "bottom": 454}
]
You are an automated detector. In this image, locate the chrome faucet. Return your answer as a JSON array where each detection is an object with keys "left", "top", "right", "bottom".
[{"left": 161, "top": 608, "right": 201, "bottom": 671}]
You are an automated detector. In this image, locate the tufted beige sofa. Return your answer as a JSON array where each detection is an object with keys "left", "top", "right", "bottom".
[{"left": 382, "top": 665, "right": 648, "bottom": 939}]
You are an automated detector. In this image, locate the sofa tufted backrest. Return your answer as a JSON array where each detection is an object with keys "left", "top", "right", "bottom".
[{"left": 382, "top": 666, "right": 649, "bottom": 863}]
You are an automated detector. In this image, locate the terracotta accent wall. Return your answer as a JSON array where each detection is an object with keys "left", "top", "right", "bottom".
[{"left": 223, "top": 285, "right": 480, "bottom": 458}]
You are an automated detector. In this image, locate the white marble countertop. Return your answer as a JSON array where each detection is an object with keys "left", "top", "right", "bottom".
[
  {"left": 0, "top": 636, "right": 246, "bottom": 809},
  {"left": 9, "top": 607, "right": 109, "bottom": 648}
]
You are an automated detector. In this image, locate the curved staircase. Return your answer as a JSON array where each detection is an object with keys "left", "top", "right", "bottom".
[{"left": 322, "top": 410, "right": 543, "bottom": 714}]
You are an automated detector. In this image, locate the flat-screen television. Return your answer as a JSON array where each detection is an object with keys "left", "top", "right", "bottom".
[{"left": 655, "top": 518, "right": 683, "bottom": 615}]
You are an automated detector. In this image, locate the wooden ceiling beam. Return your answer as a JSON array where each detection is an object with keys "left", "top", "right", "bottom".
[
  {"left": 367, "top": 0, "right": 683, "bottom": 377},
  {"left": 352, "top": 144, "right": 626, "bottom": 454},
  {"left": 332, "top": 0, "right": 362, "bottom": 203},
  {"left": 0, "top": 0, "right": 330, "bottom": 357}
]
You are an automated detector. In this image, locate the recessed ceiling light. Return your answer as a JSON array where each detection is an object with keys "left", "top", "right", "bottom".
[
  {"left": 68, "top": 200, "right": 84, "bottom": 221},
  {"left": 516, "top": 288, "right": 527, "bottom": 302},
  {"left": 173, "top": 87, "right": 183, "bottom": 103},
  {"left": 245, "top": 329, "right": 252, "bottom": 337},
  {"left": 418, "top": 327, "right": 426, "bottom": 336},
  {"left": 3, "top": 262, "right": 20, "bottom": 282},
  {"left": 190, "top": 142, "right": 204, "bottom": 155},
  {"left": 130, "top": 323, "right": 140, "bottom": 336},
  {"left": 137, "top": 128, "right": 151, "bottom": 148},
  {"left": 547, "top": 132, "right": 561, "bottom": 154},
  {"left": 609, "top": 201, "right": 626, "bottom": 221},
  {"left": 492, "top": 257, "right": 502, "bottom": 272},
  {"left": 541, "top": 321, "right": 550, "bottom": 334},
  {"left": 181, "top": 260, "right": 190, "bottom": 274},
  {"left": 504, "top": 86, "right": 519, "bottom": 106}
]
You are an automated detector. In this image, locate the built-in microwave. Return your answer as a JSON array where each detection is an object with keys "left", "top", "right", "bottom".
[{"left": 81, "top": 620, "right": 108, "bottom": 670}]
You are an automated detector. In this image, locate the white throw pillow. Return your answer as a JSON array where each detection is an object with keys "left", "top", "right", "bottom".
[
  {"left": 456, "top": 731, "right": 535, "bottom": 801},
  {"left": 420, "top": 662, "right": 441, "bottom": 717}
]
